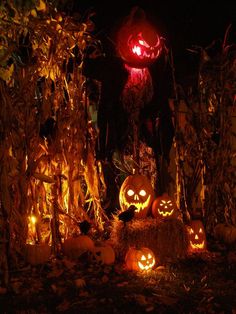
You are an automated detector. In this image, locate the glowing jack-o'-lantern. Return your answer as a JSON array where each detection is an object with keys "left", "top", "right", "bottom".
[
  {"left": 117, "top": 7, "right": 163, "bottom": 68},
  {"left": 125, "top": 247, "right": 156, "bottom": 271},
  {"left": 187, "top": 220, "right": 207, "bottom": 253},
  {"left": 119, "top": 174, "right": 154, "bottom": 219},
  {"left": 152, "top": 194, "right": 178, "bottom": 220}
]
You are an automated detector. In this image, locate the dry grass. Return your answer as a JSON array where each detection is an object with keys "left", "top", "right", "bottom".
[{"left": 110, "top": 216, "right": 189, "bottom": 264}]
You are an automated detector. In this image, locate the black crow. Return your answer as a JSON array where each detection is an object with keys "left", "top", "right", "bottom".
[
  {"left": 79, "top": 220, "right": 91, "bottom": 235},
  {"left": 118, "top": 205, "right": 137, "bottom": 225}
]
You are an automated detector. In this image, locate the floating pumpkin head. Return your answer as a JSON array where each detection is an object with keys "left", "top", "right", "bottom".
[
  {"left": 119, "top": 174, "right": 154, "bottom": 219},
  {"left": 125, "top": 247, "right": 156, "bottom": 271},
  {"left": 152, "top": 194, "right": 178, "bottom": 220},
  {"left": 187, "top": 220, "right": 207, "bottom": 253},
  {"left": 117, "top": 7, "right": 162, "bottom": 68},
  {"left": 92, "top": 245, "right": 115, "bottom": 265}
]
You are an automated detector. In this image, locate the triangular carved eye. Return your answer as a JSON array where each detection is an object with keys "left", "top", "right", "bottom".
[
  {"left": 189, "top": 228, "right": 194, "bottom": 234},
  {"left": 147, "top": 254, "right": 152, "bottom": 259},
  {"left": 199, "top": 228, "right": 203, "bottom": 233},
  {"left": 127, "top": 189, "right": 134, "bottom": 196},
  {"left": 138, "top": 39, "right": 150, "bottom": 48},
  {"left": 141, "top": 255, "right": 146, "bottom": 261}
]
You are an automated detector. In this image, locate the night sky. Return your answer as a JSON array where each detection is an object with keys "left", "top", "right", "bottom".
[
  {"left": 70, "top": 1, "right": 235, "bottom": 46},
  {"left": 67, "top": 0, "right": 235, "bottom": 81}
]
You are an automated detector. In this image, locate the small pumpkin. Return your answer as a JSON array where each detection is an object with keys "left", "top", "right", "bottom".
[
  {"left": 119, "top": 174, "right": 154, "bottom": 219},
  {"left": 214, "top": 223, "right": 236, "bottom": 245},
  {"left": 92, "top": 245, "right": 115, "bottom": 265},
  {"left": 24, "top": 243, "right": 51, "bottom": 266},
  {"left": 187, "top": 220, "right": 207, "bottom": 253},
  {"left": 62, "top": 235, "right": 95, "bottom": 259},
  {"left": 152, "top": 194, "right": 178, "bottom": 220},
  {"left": 117, "top": 7, "right": 163, "bottom": 68},
  {"left": 125, "top": 247, "right": 156, "bottom": 271}
]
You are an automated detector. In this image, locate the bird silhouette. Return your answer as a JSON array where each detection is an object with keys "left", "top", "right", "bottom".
[
  {"left": 78, "top": 220, "right": 91, "bottom": 235},
  {"left": 118, "top": 205, "right": 137, "bottom": 226}
]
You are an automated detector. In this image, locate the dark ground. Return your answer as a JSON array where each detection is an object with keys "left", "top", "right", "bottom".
[{"left": 0, "top": 239, "right": 236, "bottom": 314}]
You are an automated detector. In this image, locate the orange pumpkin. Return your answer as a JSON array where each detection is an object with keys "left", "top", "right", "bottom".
[
  {"left": 119, "top": 174, "right": 154, "bottom": 219},
  {"left": 117, "top": 7, "right": 163, "bottom": 68},
  {"left": 62, "top": 235, "right": 95, "bottom": 259},
  {"left": 92, "top": 245, "right": 115, "bottom": 265},
  {"left": 125, "top": 247, "right": 156, "bottom": 271},
  {"left": 24, "top": 243, "right": 51, "bottom": 265},
  {"left": 152, "top": 194, "right": 178, "bottom": 220},
  {"left": 187, "top": 220, "right": 207, "bottom": 253}
]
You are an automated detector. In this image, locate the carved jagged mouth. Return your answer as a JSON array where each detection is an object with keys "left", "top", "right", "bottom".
[
  {"left": 132, "top": 46, "right": 160, "bottom": 59},
  {"left": 190, "top": 241, "right": 205, "bottom": 249},
  {"left": 158, "top": 209, "right": 174, "bottom": 217},
  {"left": 138, "top": 259, "right": 155, "bottom": 270},
  {"left": 122, "top": 195, "right": 151, "bottom": 213}
]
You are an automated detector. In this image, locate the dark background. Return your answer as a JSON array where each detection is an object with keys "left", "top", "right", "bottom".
[
  {"left": 58, "top": 0, "right": 235, "bottom": 176},
  {"left": 62, "top": 0, "right": 235, "bottom": 81}
]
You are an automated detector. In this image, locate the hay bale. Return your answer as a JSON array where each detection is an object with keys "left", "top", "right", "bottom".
[{"left": 110, "top": 217, "right": 188, "bottom": 264}]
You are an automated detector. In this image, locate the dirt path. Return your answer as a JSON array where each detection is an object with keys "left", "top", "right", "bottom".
[{"left": 1, "top": 247, "right": 236, "bottom": 313}]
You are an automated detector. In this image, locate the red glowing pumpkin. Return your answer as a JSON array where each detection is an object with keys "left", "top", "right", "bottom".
[
  {"left": 117, "top": 7, "right": 162, "bottom": 68},
  {"left": 187, "top": 220, "right": 207, "bottom": 253},
  {"left": 119, "top": 174, "right": 154, "bottom": 219}
]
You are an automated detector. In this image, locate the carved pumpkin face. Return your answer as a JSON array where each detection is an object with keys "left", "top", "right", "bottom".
[
  {"left": 125, "top": 247, "right": 156, "bottom": 271},
  {"left": 152, "top": 194, "right": 178, "bottom": 219},
  {"left": 187, "top": 220, "right": 207, "bottom": 252},
  {"left": 117, "top": 21, "right": 162, "bottom": 68},
  {"left": 119, "top": 174, "right": 154, "bottom": 218}
]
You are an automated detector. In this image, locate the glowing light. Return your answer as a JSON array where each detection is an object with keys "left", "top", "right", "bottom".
[
  {"left": 158, "top": 208, "right": 174, "bottom": 217},
  {"left": 30, "top": 215, "right": 37, "bottom": 225},
  {"left": 122, "top": 194, "right": 151, "bottom": 213},
  {"left": 139, "top": 189, "right": 146, "bottom": 196},
  {"left": 138, "top": 39, "right": 150, "bottom": 48},
  {"left": 138, "top": 255, "right": 155, "bottom": 271},
  {"left": 127, "top": 189, "right": 135, "bottom": 196},
  {"left": 190, "top": 241, "right": 205, "bottom": 249},
  {"left": 132, "top": 45, "right": 141, "bottom": 56}
]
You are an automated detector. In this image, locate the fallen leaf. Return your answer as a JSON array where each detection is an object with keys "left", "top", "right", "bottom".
[
  {"left": 63, "top": 258, "right": 76, "bottom": 269},
  {"left": 117, "top": 281, "right": 129, "bottom": 287},
  {"left": 101, "top": 275, "right": 109, "bottom": 283},
  {"left": 51, "top": 284, "right": 57, "bottom": 293},
  {"left": 183, "top": 284, "right": 191, "bottom": 292},
  {"left": 155, "top": 266, "right": 166, "bottom": 271},
  {"left": 152, "top": 293, "right": 177, "bottom": 305},
  {"left": 145, "top": 305, "right": 155, "bottom": 312},
  {"left": 134, "top": 294, "right": 148, "bottom": 306},
  {"left": 79, "top": 290, "right": 90, "bottom": 297},
  {"left": 75, "top": 278, "right": 86, "bottom": 288},
  {"left": 56, "top": 300, "right": 70, "bottom": 312},
  {"left": 47, "top": 268, "right": 64, "bottom": 278},
  {"left": 0, "top": 287, "right": 7, "bottom": 294},
  {"left": 201, "top": 275, "right": 207, "bottom": 283}
]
